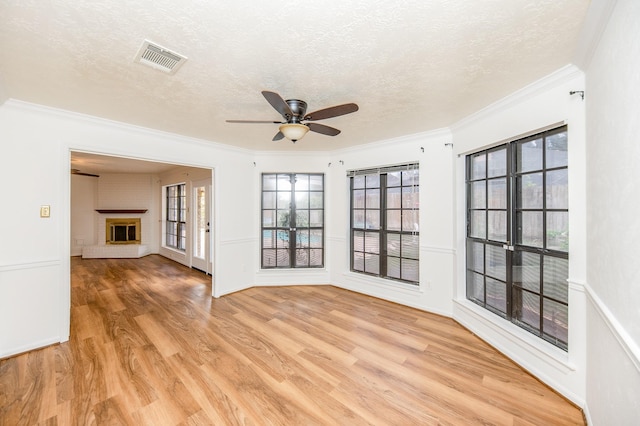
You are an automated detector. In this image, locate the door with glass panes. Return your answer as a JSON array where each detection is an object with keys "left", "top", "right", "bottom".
[{"left": 466, "top": 126, "right": 569, "bottom": 349}]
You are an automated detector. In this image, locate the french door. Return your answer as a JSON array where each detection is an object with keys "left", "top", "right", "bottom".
[
  {"left": 466, "top": 126, "right": 569, "bottom": 349},
  {"left": 192, "top": 178, "right": 212, "bottom": 274}
]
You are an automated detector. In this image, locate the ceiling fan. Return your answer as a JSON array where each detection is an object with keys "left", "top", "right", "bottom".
[{"left": 226, "top": 91, "right": 359, "bottom": 143}]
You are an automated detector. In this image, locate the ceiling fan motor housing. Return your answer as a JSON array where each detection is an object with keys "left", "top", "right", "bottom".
[{"left": 285, "top": 99, "right": 307, "bottom": 122}]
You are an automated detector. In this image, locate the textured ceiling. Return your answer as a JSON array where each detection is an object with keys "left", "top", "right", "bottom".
[{"left": 1, "top": 0, "right": 590, "bottom": 152}]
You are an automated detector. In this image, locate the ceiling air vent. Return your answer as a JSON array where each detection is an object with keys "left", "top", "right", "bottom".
[{"left": 134, "top": 40, "right": 187, "bottom": 75}]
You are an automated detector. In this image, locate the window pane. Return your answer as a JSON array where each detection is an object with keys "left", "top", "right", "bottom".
[
  {"left": 353, "top": 176, "right": 365, "bottom": 189},
  {"left": 277, "top": 192, "right": 291, "bottom": 209},
  {"left": 387, "top": 187, "right": 401, "bottom": 208},
  {"left": 487, "top": 211, "right": 507, "bottom": 242},
  {"left": 277, "top": 174, "right": 291, "bottom": 190},
  {"left": 262, "top": 210, "right": 275, "bottom": 227},
  {"left": 310, "top": 192, "right": 323, "bottom": 209},
  {"left": 277, "top": 210, "right": 290, "bottom": 227},
  {"left": 471, "top": 153, "right": 486, "bottom": 179},
  {"left": 295, "top": 249, "right": 309, "bottom": 266},
  {"left": 309, "top": 249, "right": 323, "bottom": 266},
  {"left": 546, "top": 132, "right": 568, "bottom": 169},
  {"left": 517, "top": 211, "right": 543, "bottom": 247},
  {"left": 353, "top": 210, "right": 365, "bottom": 229},
  {"left": 366, "top": 210, "right": 380, "bottom": 230},
  {"left": 470, "top": 181, "right": 486, "bottom": 209},
  {"left": 364, "top": 232, "right": 380, "bottom": 254},
  {"left": 386, "top": 210, "right": 401, "bottom": 231},
  {"left": 387, "top": 171, "right": 401, "bottom": 187},
  {"left": 517, "top": 138, "right": 543, "bottom": 172},
  {"left": 263, "top": 175, "right": 276, "bottom": 190},
  {"left": 470, "top": 210, "right": 486, "bottom": 239},
  {"left": 402, "top": 210, "right": 419, "bottom": 232},
  {"left": 401, "top": 259, "right": 419, "bottom": 282},
  {"left": 402, "top": 187, "right": 419, "bottom": 209},
  {"left": 366, "top": 175, "right": 380, "bottom": 188},
  {"left": 486, "top": 277, "right": 506, "bottom": 315},
  {"left": 543, "top": 256, "right": 568, "bottom": 303},
  {"left": 486, "top": 244, "right": 506, "bottom": 281},
  {"left": 295, "top": 192, "right": 309, "bottom": 209},
  {"left": 387, "top": 256, "right": 400, "bottom": 279},
  {"left": 353, "top": 190, "right": 365, "bottom": 209},
  {"left": 512, "top": 251, "right": 540, "bottom": 292},
  {"left": 366, "top": 189, "right": 380, "bottom": 208},
  {"left": 353, "top": 252, "right": 364, "bottom": 271},
  {"left": 402, "top": 234, "right": 419, "bottom": 259},
  {"left": 467, "top": 272, "right": 484, "bottom": 303},
  {"left": 547, "top": 212, "right": 569, "bottom": 251},
  {"left": 517, "top": 173, "right": 543, "bottom": 209},
  {"left": 310, "top": 210, "right": 323, "bottom": 227},
  {"left": 402, "top": 169, "right": 419, "bottom": 186},
  {"left": 513, "top": 288, "right": 540, "bottom": 331},
  {"left": 309, "top": 175, "right": 323, "bottom": 191},
  {"left": 296, "top": 230, "right": 309, "bottom": 248},
  {"left": 488, "top": 178, "right": 507, "bottom": 209},
  {"left": 263, "top": 249, "right": 276, "bottom": 267},
  {"left": 295, "top": 174, "right": 309, "bottom": 190},
  {"left": 365, "top": 254, "right": 380, "bottom": 274},
  {"left": 546, "top": 169, "right": 568, "bottom": 209},
  {"left": 276, "top": 231, "right": 289, "bottom": 248},
  {"left": 296, "top": 210, "right": 309, "bottom": 227},
  {"left": 276, "top": 249, "right": 289, "bottom": 266},
  {"left": 263, "top": 192, "right": 276, "bottom": 209},
  {"left": 488, "top": 149, "right": 507, "bottom": 177},
  {"left": 310, "top": 230, "right": 323, "bottom": 248},
  {"left": 353, "top": 231, "right": 364, "bottom": 252},
  {"left": 263, "top": 230, "right": 275, "bottom": 248},
  {"left": 467, "top": 241, "right": 484, "bottom": 274},
  {"left": 543, "top": 298, "right": 568, "bottom": 346},
  {"left": 387, "top": 233, "right": 400, "bottom": 257}
]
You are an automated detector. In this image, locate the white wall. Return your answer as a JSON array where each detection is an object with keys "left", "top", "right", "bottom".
[
  {"left": 450, "top": 65, "right": 588, "bottom": 406},
  {"left": 584, "top": 0, "right": 640, "bottom": 422},
  {"left": 70, "top": 174, "right": 98, "bottom": 256},
  {"left": 95, "top": 174, "right": 155, "bottom": 254},
  {"left": 0, "top": 100, "right": 256, "bottom": 357},
  {"left": 328, "top": 130, "right": 456, "bottom": 317}
]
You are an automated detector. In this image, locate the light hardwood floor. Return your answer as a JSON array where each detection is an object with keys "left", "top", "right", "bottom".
[{"left": 0, "top": 255, "right": 584, "bottom": 425}]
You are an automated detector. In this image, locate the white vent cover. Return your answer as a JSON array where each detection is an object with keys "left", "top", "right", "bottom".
[{"left": 134, "top": 40, "right": 187, "bottom": 75}]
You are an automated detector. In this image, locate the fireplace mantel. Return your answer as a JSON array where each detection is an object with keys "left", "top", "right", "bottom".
[{"left": 96, "top": 209, "right": 147, "bottom": 214}]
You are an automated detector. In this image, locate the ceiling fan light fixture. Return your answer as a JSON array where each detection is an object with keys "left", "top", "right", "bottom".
[{"left": 279, "top": 123, "right": 309, "bottom": 142}]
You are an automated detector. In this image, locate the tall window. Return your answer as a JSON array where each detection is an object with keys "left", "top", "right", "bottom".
[
  {"left": 349, "top": 164, "right": 419, "bottom": 285},
  {"left": 466, "top": 126, "right": 569, "bottom": 349},
  {"left": 261, "top": 173, "right": 324, "bottom": 268},
  {"left": 166, "top": 183, "right": 186, "bottom": 251}
]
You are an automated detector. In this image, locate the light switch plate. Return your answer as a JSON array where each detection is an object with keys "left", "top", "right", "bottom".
[{"left": 40, "top": 205, "right": 50, "bottom": 218}]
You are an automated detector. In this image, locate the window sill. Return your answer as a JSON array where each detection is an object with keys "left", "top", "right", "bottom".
[
  {"left": 342, "top": 271, "right": 424, "bottom": 294},
  {"left": 453, "top": 298, "right": 576, "bottom": 374}
]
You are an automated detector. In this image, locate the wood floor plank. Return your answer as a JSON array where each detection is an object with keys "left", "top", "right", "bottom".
[{"left": 0, "top": 255, "right": 585, "bottom": 425}]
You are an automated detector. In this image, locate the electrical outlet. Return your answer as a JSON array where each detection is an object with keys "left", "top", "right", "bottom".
[{"left": 40, "top": 205, "right": 50, "bottom": 218}]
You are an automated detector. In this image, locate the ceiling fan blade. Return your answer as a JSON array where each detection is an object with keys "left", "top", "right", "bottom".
[
  {"left": 226, "top": 119, "right": 282, "bottom": 124},
  {"left": 262, "top": 91, "right": 293, "bottom": 118},
  {"left": 307, "top": 122, "right": 341, "bottom": 136},
  {"left": 71, "top": 169, "right": 100, "bottom": 177},
  {"left": 304, "top": 103, "right": 359, "bottom": 121},
  {"left": 272, "top": 131, "right": 285, "bottom": 141}
]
